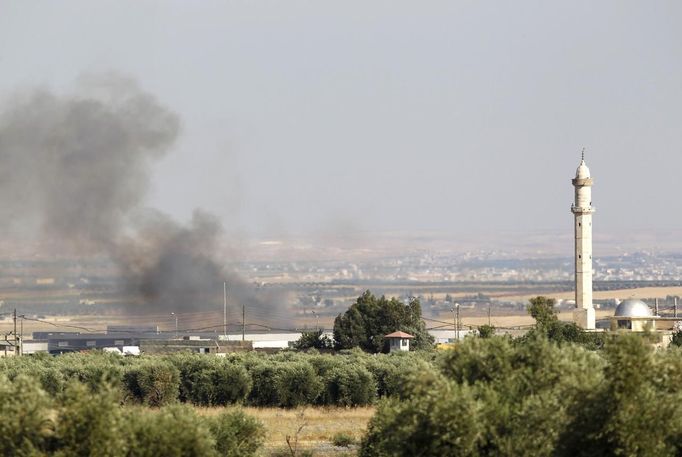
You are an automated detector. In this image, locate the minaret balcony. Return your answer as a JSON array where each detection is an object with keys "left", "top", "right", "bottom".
[
  {"left": 571, "top": 205, "right": 595, "bottom": 214},
  {"left": 572, "top": 178, "right": 593, "bottom": 186}
]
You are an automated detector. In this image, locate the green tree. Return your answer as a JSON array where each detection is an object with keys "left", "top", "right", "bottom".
[
  {"left": 293, "top": 330, "right": 333, "bottom": 350},
  {"left": 477, "top": 324, "right": 495, "bottom": 338},
  {"left": 528, "top": 296, "right": 558, "bottom": 329},
  {"left": 525, "top": 296, "right": 607, "bottom": 349},
  {"left": 0, "top": 376, "right": 53, "bottom": 456},
  {"left": 333, "top": 291, "right": 434, "bottom": 353},
  {"left": 53, "top": 382, "right": 127, "bottom": 457},
  {"left": 362, "top": 336, "right": 605, "bottom": 456},
  {"left": 274, "top": 362, "right": 323, "bottom": 407}
]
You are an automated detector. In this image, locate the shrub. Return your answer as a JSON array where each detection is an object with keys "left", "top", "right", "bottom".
[
  {"left": 323, "top": 365, "right": 376, "bottom": 406},
  {"left": 169, "top": 354, "right": 215, "bottom": 403},
  {"left": 124, "top": 404, "right": 218, "bottom": 457},
  {"left": 362, "top": 336, "right": 675, "bottom": 457},
  {"left": 331, "top": 432, "right": 356, "bottom": 447},
  {"left": 364, "top": 354, "right": 427, "bottom": 398},
  {"left": 307, "top": 354, "right": 344, "bottom": 378},
  {"left": 0, "top": 375, "right": 53, "bottom": 456},
  {"left": 187, "top": 361, "right": 252, "bottom": 406},
  {"left": 360, "top": 370, "right": 483, "bottom": 457},
  {"left": 208, "top": 409, "right": 265, "bottom": 457},
  {"left": 52, "top": 381, "right": 127, "bottom": 457},
  {"left": 274, "top": 361, "right": 323, "bottom": 407},
  {"left": 124, "top": 361, "right": 180, "bottom": 406},
  {"left": 212, "top": 363, "right": 252, "bottom": 406},
  {"left": 438, "top": 334, "right": 516, "bottom": 384},
  {"left": 57, "top": 352, "right": 128, "bottom": 393},
  {"left": 36, "top": 366, "right": 65, "bottom": 396},
  {"left": 247, "top": 362, "right": 282, "bottom": 406}
]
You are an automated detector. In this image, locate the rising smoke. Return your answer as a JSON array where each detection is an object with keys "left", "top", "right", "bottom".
[{"left": 0, "top": 74, "right": 276, "bottom": 317}]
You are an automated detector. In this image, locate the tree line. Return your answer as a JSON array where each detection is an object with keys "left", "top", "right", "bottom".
[
  {"left": 0, "top": 349, "right": 433, "bottom": 409},
  {"left": 0, "top": 375, "right": 263, "bottom": 457},
  {"left": 361, "top": 332, "right": 682, "bottom": 456}
]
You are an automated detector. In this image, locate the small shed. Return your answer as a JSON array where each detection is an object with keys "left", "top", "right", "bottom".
[{"left": 385, "top": 331, "right": 414, "bottom": 353}]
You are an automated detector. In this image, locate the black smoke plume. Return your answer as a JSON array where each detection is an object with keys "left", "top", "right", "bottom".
[{"left": 0, "top": 74, "right": 277, "bottom": 319}]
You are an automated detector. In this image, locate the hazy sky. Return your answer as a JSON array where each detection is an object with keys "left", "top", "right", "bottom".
[{"left": 1, "top": 1, "right": 680, "bottom": 238}]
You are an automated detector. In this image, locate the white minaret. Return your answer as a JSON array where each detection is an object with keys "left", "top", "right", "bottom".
[{"left": 571, "top": 150, "right": 595, "bottom": 329}]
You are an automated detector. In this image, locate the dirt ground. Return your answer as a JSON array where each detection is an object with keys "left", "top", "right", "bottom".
[{"left": 198, "top": 406, "right": 374, "bottom": 456}]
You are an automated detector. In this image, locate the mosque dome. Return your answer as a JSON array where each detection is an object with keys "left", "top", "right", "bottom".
[
  {"left": 576, "top": 159, "right": 591, "bottom": 179},
  {"left": 614, "top": 299, "right": 653, "bottom": 318}
]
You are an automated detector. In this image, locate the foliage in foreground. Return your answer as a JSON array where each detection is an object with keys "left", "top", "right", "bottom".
[
  {"left": 361, "top": 334, "right": 682, "bottom": 457},
  {"left": 0, "top": 376, "right": 264, "bottom": 457}
]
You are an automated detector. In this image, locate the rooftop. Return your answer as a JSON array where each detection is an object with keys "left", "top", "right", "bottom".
[{"left": 384, "top": 331, "right": 414, "bottom": 339}]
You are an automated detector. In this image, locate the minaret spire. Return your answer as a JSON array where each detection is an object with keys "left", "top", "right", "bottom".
[{"left": 571, "top": 153, "right": 595, "bottom": 330}]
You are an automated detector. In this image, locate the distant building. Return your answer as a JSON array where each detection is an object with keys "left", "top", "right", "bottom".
[
  {"left": 21, "top": 341, "right": 48, "bottom": 355},
  {"left": 384, "top": 331, "right": 414, "bottom": 352},
  {"left": 46, "top": 333, "right": 138, "bottom": 354},
  {"left": 610, "top": 299, "right": 656, "bottom": 331},
  {"left": 140, "top": 338, "right": 252, "bottom": 355},
  {"left": 608, "top": 299, "right": 682, "bottom": 345}
]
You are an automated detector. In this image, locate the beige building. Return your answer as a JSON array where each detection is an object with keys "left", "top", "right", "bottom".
[
  {"left": 609, "top": 299, "right": 682, "bottom": 348},
  {"left": 610, "top": 299, "right": 657, "bottom": 332},
  {"left": 385, "top": 331, "right": 414, "bottom": 353}
]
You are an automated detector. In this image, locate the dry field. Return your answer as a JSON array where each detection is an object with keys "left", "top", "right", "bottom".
[
  {"left": 198, "top": 406, "right": 375, "bottom": 456},
  {"left": 495, "top": 286, "right": 682, "bottom": 303},
  {"left": 3, "top": 284, "right": 678, "bottom": 337},
  {"left": 442, "top": 308, "right": 616, "bottom": 329}
]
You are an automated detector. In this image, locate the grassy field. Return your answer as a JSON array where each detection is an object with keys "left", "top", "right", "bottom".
[{"left": 198, "top": 406, "right": 375, "bottom": 456}]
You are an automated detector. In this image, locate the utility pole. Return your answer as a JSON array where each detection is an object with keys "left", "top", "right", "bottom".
[
  {"left": 13, "top": 308, "right": 18, "bottom": 356},
  {"left": 456, "top": 303, "right": 461, "bottom": 341},
  {"left": 242, "top": 304, "right": 245, "bottom": 342},
  {"left": 488, "top": 303, "right": 491, "bottom": 327},
  {"left": 450, "top": 308, "right": 456, "bottom": 342},
  {"left": 655, "top": 298, "right": 659, "bottom": 316},
  {"left": 311, "top": 310, "right": 319, "bottom": 330},
  {"left": 452, "top": 304, "right": 461, "bottom": 342},
  {"left": 223, "top": 282, "right": 228, "bottom": 339},
  {"left": 673, "top": 297, "right": 677, "bottom": 318},
  {"left": 19, "top": 314, "right": 23, "bottom": 356}
]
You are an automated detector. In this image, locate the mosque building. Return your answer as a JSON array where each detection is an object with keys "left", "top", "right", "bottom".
[{"left": 570, "top": 154, "right": 680, "bottom": 341}]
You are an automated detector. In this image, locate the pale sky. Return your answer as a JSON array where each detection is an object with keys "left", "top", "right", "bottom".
[{"left": 1, "top": 1, "right": 680, "bottom": 238}]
